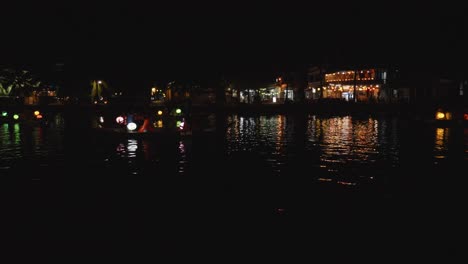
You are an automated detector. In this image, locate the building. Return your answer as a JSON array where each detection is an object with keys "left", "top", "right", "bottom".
[
  {"left": 305, "top": 66, "right": 325, "bottom": 100},
  {"left": 256, "top": 72, "right": 306, "bottom": 104},
  {"left": 307, "top": 65, "right": 396, "bottom": 102}
]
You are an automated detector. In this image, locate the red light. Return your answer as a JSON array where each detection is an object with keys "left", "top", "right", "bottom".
[
  {"left": 464, "top": 113, "right": 468, "bottom": 121},
  {"left": 36, "top": 114, "right": 43, "bottom": 119}
]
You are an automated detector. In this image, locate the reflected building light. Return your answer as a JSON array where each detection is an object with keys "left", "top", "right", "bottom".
[
  {"left": 434, "top": 128, "right": 449, "bottom": 154},
  {"left": 337, "top": 181, "right": 357, "bottom": 186},
  {"left": 318, "top": 178, "right": 333, "bottom": 182}
]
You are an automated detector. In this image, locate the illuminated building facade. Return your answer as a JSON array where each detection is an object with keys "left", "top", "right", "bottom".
[
  {"left": 255, "top": 78, "right": 294, "bottom": 104},
  {"left": 150, "top": 86, "right": 166, "bottom": 104},
  {"left": 307, "top": 66, "right": 390, "bottom": 102},
  {"left": 257, "top": 73, "right": 305, "bottom": 104}
]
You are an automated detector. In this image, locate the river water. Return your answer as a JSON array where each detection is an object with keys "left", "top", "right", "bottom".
[{"left": 3, "top": 113, "right": 466, "bottom": 260}]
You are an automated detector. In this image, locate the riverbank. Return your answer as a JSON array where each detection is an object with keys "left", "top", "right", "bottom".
[{"left": 1, "top": 100, "right": 466, "bottom": 120}]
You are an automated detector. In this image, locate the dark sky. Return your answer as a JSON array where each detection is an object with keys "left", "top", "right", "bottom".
[{"left": 2, "top": 2, "right": 467, "bottom": 91}]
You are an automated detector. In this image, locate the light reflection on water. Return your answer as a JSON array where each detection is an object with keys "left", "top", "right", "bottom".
[
  {"left": 309, "top": 116, "right": 399, "bottom": 182},
  {"left": 434, "top": 128, "right": 449, "bottom": 160},
  {"left": 0, "top": 119, "right": 64, "bottom": 168},
  {"left": 226, "top": 115, "right": 398, "bottom": 184},
  {"left": 178, "top": 141, "right": 187, "bottom": 174},
  {"left": 108, "top": 137, "right": 190, "bottom": 176},
  {"left": 0, "top": 113, "right": 466, "bottom": 182}
]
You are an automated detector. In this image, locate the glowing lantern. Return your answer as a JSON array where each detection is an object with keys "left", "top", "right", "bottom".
[
  {"left": 99, "top": 116, "right": 104, "bottom": 123},
  {"left": 1, "top": 111, "right": 7, "bottom": 117},
  {"left": 157, "top": 110, "right": 163, "bottom": 116},
  {"left": 464, "top": 113, "right": 468, "bottom": 121},
  {"left": 116, "top": 116, "right": 124, "bottom": 124},
  {"left": 34, "top": 111, "right": 40, "bottom": 116},
  {"left": 36, "top": 114, "right": 43, "bottom": 119},
  {"left": 127, "top": 122, "right": 137, "bottom": 131},
  {"left": 175, "top": 108, "right": 182, "bottom": 114},
  {"left": 436, "top": 112, "right": 445, "bottom": 120},
  {"left": 13, "top": 114, "right": 19, "bottom": 120}
]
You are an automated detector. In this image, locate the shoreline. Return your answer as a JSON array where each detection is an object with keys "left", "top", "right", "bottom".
[{"left": 0, "top": 101, "right": 465, "bottom": 118}]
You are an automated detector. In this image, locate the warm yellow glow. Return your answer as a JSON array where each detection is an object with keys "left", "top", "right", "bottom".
[
  {"left": 318, "top": 178, "right": 332, "bottom": 182},
  {"left": 157, "top": 110, "right": 163, "bottom": 115},
  {"left": 445, "top": 112, "right": 452, "bottom": 120},
  {"left": 151, "top": 87, "right": 156, "bottom": 93},
  {"left": 436, "top": 112, "right": 445, "bottom": 120},
  {"left": 154, "top": 120, "right": 163, "bottom": 128},
  {"left": 34, "top": 111, "right": 40, "bottom": 116}
]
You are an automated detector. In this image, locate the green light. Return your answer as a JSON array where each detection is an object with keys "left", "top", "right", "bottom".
[
  {"left": 175, "top": 108, "right": 182, "bottom": 114},
  {"left": 13, "top": 114, "right": 19, "bottom": 120},
  {"left": 176, "top": 121, "right": 182, "bottom": 127},
  {"left": 1, "top": 111, "right": 7, "bottom": 117}
]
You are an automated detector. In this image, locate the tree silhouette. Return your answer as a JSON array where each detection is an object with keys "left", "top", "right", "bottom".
[
  {"left": 0, "top": 69, "right": 41, "bottom": 96},
  {"left": 90, "top": 80, "right": 110, "bottom": 102}
]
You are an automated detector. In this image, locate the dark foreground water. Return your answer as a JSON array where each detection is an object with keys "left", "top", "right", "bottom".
[{"left": 3, "top": 113, "right": 467, "bottom": 261}]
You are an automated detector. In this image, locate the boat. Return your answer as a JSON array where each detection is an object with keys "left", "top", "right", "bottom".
[
  {"left": 92, "top": 106, "right": 191, "bottom": 140},
  {"left": 422, "top": 107, "right": 468, "bottom": 127}
]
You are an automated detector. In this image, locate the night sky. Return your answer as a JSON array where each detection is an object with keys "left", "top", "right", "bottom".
[{"left": 2, "top": 2, "right": 467, "bottom": 92}]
